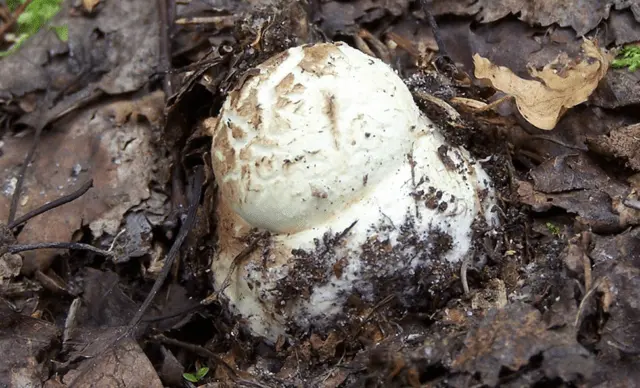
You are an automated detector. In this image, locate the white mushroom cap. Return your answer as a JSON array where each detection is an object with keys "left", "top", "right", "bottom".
[
  {"left": 209, "top": 42, "right": 498, "bottom": 342},
  {"left": 211, "top": 43, "right": 424, "bottom": 234}
]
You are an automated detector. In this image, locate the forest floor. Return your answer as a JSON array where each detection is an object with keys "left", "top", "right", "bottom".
[{"left": 1, "top": 0, "right": 640, "bottom": 387}]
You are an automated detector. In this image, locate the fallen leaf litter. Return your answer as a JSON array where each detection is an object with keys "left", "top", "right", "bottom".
[{"left": 1, "top": 0, "right": 640, "bottom": 387}]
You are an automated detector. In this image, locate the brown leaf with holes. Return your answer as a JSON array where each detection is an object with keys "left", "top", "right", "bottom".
[{"left": 473, "top": 38, "right": 610, "bottom": 130}]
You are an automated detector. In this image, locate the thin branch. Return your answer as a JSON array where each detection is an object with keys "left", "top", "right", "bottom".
[
  {"left": 8, "top": 179, "right": 93, "bottom": 229},
  {"left": 8, "top": 125, "right": 42, "bottom": 224},
  {"left": 153, "top": 333, "right": 238, "bottom": 378},
  {"left": 419, "top": 0, "right": 458, "bottom": 74},
  {"left": 8, "top": 241, "right": 114, "bottom": 257},
  {"left": 211, "top": 234, "right": 265, "bottom": 300},
  {"left": 67, "top": 165, "right": 205, "bottom": 387},
  {"left": 126, "top": 164, "right": 204, "bottom": 329},
  {"left": 157, "top": 0, "right": 174, "bottom": 97},
  {"left": 419, "top": 0, "right": 448, "bottom": 59}
]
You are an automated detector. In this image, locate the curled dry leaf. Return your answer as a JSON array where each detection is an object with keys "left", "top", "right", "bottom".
[{"left": 473, "top": 38, "right": 610, "bottom": 130}]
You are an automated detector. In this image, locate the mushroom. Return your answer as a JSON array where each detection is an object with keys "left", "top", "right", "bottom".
[{"left": 207, "top": 42, "right": 498, "bottom": 342}]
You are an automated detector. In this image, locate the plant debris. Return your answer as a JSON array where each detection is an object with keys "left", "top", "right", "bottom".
[
  {"left": 473, "top": 38, "right": 610, "bottom": 130},
  {"left": 1, "top": 0, "right": 640, "bottom": 386}
]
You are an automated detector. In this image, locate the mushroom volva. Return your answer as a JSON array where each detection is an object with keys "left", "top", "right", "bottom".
[{"left": 207, "top": 42, "right": 498, "bottom": 342}]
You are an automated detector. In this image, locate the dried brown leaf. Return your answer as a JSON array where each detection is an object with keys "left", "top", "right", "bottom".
[
  {"left": 473, "top": 38, "right": 610, "bottom": 129},
  {"left": 83, "top": 0, "right": 100, "bottom": 12},
  {"left": 0, "top": 91, "right": 170, "bottom": 273}
]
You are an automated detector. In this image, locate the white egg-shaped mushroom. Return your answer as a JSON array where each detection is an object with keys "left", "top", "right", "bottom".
[{"left": 208, "top": 42, "right": 498, "bottom": 342}]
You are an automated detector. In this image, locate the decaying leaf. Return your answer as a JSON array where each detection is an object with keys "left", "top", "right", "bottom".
[
  {"left": 516, "top": 153, "right": 639, "bottom": 233},
  {"left": 0, "top": 91, "right": 170, "bottom": 273},
  {"left": 431, "top": 0, "right": 639, "bottom": 37},
  {"left": 588, "top": 123, "right": 640, "bottom": 171},
  {"left": 591, "top": 262, "right": 640, "bottom": 361},
  {"left": 0, "top": 305, "right": 60, "bottom": 387},
  {"left": 473, "top": 38, "right": 610, "bottom": 130},
  {"left": 452, "top": 302, "right": 594, "bottom": 386}
]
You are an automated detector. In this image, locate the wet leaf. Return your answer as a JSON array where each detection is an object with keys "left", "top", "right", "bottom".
[
  {"left": 473, "top": 38, "right": 610, "bottom": 130},
  {"left": 0, "top": 0, "right": 159, "bottom": 119},
  {"left": 452, "top": 302, "right": 594, "bottom": 386},
  {"left": 318, "top": 0, "right": 409, "bottom": 36}
]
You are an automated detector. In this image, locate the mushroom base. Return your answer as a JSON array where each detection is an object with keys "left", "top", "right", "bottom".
[{"left": 211, "top": 129, "right": 498, "bottom": 342}]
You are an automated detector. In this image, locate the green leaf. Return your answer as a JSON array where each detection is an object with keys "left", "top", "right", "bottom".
[
  {"left": 0, "top": 0, "right": 65, "bottom": 57},
  {"left": 612, "top": 45, "right": 640, "bottom": 72},
  {"left": 183, "top": 373, "right": 199, "bottom": 383},
  {"left": 51, "top": 25, "right": 68, "bottom": 42},
  {"left": 545, "top": 222, "right": 560, "bottom": 236},
  {"left": 196, "top": 366, "right": 210, "bottom": 379}
]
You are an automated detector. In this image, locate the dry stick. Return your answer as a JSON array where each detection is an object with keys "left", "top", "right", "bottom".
[
  {"left": 206, "top": 234, "right": 265, "bottom": 302},
  {"left": 0, "top": 0, "right": 33, "bottom": 40},
  {"left": 419, "top": 0, "right": 452, "bottom": 63},
  {"left": 7, "top": 71, "right": 104, "bottom": 226},
  {"left": 153, "top": 334, "right": 238, "bottom": 377},
  {"left": 8, "top": 125, "right": 42, "bottom": 225},
  {"left": 126, "top": 166, "right": 204, "bottom": 329},
  {"left": 8, "top": 179, "right": 93, "bottom": 229},
  {"left": 8, "top": 241, "right": 114, "bottom": 257},
  {"left": 157, "top": 0, "right": 174, "bottom": 98},
  {"left": 67, "top": 165, "right": 205, "bottom": 388},
  {"left": 155, "top": 334, "right": 276, "bottom": 388}
]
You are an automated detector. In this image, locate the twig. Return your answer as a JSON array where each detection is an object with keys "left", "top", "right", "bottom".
[
  {"left": 580, "top": 232, "right": 592, "bottom": 293},
  {"left": 157, "top": 0, "right": 174, "bottom": 98},
  {"left": 575, "top": 278, "right": 604, "bottom": 327},
  {"left": 623, "top": 198, "right": 640, "bottom": 211},
  {"left": 67, "top": 165, "right": 205, "bottom": 387},
  {"left": 107, "top": 228, "right": 126, "bottom": 252},
  {"left": 153, "top": 333, "right": 238, "bottom": 378},
  {"left": 8, "top": 179, "right": 93, "bottom": 229},
  {"left": 175, "top": 16, "right": 235, "bottom": 27},
  {"left": 201, "top": 233, "right": 266, "bottom": 305},
  {"left": 8, "top": 241, "right": 115, "bottom": 257},
  {"left": 351, "top": 294, "right": 395, "bottom": 339},
  {"left": 419, "top": 0, "right": 457, "bottom": 74},
  {"left": 0, "top": 0, "right": 33, "bottom": 41},
  {"left": 528, "top": 134, "right": 588, "bottom": 151},
  {"left": 8, "top": 125, "right": 42, "bottom": 225},
  {"left": 126, "top": 165, "right": 204, "bottom": 330},
  {"left": 461, "top": 254, "right": 472, "bottom": 295},
  {"left": 141, "top": 303, "right": 201, "bottom": 322}
]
